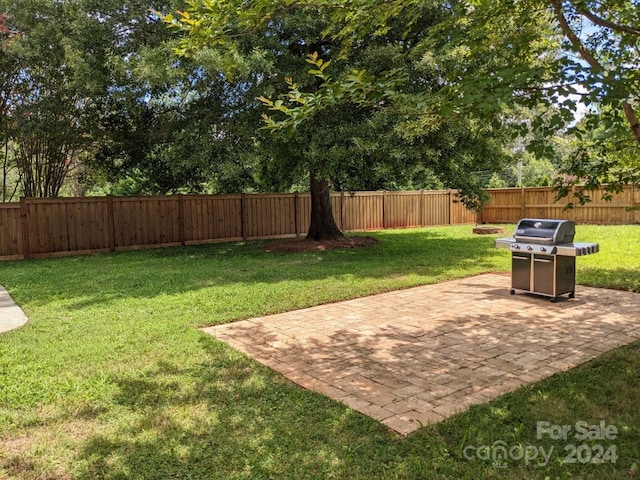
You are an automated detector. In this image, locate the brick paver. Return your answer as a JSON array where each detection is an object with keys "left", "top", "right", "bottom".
[{"left": 202, "top": 274, "right": 640, "bottom": 435}]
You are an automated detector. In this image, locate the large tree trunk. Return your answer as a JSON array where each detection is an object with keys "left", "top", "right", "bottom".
[
  {"left": 622, "top": 103, "right": 640, "bottom": 146},
  {"left": 306, "top": 171, "right": 344, "bottom": 241}
]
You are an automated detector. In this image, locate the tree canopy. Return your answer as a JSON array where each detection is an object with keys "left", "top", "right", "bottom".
[
  {"left": 167, "top": 0, "right": 639, "bottom": 206},
  {"left": 451, "top": 1, "right": 640, "bottom": 202},
  {"left": 4, "top": 0, "right": 636, "bottom": 215},
  {"left": 163, "top": 1, "right": 520, "bottom": 238}
]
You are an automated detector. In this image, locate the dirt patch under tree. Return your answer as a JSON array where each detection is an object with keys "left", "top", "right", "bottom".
[{"left": 263, "top": 236, "right": 380, "bottom": 253}]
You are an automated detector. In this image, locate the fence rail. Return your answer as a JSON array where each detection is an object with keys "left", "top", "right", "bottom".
[
  {"left": 0, "top": 190, "right": 477, "bottom": 260},
  {"left": 481, "top": 185, "right": 640, "bottom": 225}
]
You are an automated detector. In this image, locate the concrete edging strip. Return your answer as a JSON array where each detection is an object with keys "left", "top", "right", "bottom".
[{"left": 0, "top": 285, "right": 28, "bottom": 333}]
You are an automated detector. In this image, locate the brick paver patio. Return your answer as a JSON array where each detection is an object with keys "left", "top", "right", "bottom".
[{"left": 203, "top": 274, "right": 640, "bottom": 435}]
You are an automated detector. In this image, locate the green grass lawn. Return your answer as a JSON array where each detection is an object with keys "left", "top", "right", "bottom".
[{"left": 0, "top": 224, "right": 639, "bottom": 479}]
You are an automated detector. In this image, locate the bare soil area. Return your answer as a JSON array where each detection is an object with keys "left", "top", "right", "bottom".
[{"left": 263, "top": 236, "right": 380, "bottom": 253}]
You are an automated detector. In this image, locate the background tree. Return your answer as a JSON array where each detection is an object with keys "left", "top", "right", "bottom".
[
  {"left": 441, "top": 0, "right": 639, "bottom": 205},
  {"left": 2, "top": 0, "right": 105, "bottom": 197},
  {"left": 488, "top": 152, "right": 558, "bottom": 188},
  {"left": 382, "top": 0, "right": 640, "bottom": 201},
  {"left": 0, "top": 12, "right": 20, "bottom": 201},
  {"left": 555, "top": 109, "right": 640, "bottom": 206},
  {"left": 1, "top": 0, "right": 241, "bottom": 198},
  {"left": 91, "top": 71, "right": 258, "bottom": 196}
]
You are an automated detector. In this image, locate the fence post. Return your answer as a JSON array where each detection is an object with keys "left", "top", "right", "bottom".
[
  {"left": 521, "top": 186, "right": 526, "bottom": 219},
  {"left": 19, "top": 197, "right": 31, "bottom": 260},
  {"left": 178, "top": 194, "right": 186, "bottom": 246},
  {"left": 382, "top": 191, "right": 387, "bottom": 229},
  {"left": 340, "top": 191, "right": 345, "bottom": 231},
  {"left": 240, "top": 193, "right": 247, "bottom": 241},
  {"left": 294, "top": 192, "right": 300, "bottom": 238},
  {"left": 106, "top": 196, "right": 116, "bottom": 252},
  {"left": 448, "top": 190, "right": 453, "bottom": 226},
  {"left": 419, "top": 190, "right": 424, "bottom": 227},
  {"left": 633, "top": 184, "right": 640, "bottom": 224}
]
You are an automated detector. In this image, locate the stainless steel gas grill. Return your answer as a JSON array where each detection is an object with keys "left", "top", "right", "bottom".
[{"left": 494, "top": 218, "right": 599, "bottom": 301}]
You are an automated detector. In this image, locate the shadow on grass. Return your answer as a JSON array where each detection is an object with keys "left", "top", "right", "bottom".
[
  {"left": 0, "top": 229, "right": 510, "bottom": 315},
  {"left": 73, "top": 337, "right": 399, "bottom": 479},
  {"left": 2, "top": 226, "right": 639, "bottom": 478},
  {"left": 68, "top": 283, "right": 640, "bottom": 479}
]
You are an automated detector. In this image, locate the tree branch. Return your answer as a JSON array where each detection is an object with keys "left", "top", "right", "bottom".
[
  {"left": 550, "top": 0, "right": 604, "bottom": 72},
  {"left": 550, "top": 0, "right": 640, "bottom": 145},
  {"left": 570, "top": 1, "right": 640, "bottom": 37},
  {"left": 623, "top": 102, "right": 640, "bottom": 145}
]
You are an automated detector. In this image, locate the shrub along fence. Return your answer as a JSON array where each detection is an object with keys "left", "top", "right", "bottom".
[{"left": 0, "top": 190, "right": 478, "bottom": 260}]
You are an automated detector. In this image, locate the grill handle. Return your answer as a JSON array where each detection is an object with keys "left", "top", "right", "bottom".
[
  {"left": 514, "top": 235, "right": 554, "bottom": 243},
  {"left": 512, "top": 255, "right": 530, "bottom": 261},
  {"left": 533, "top": 257, "right": 553, "bottom": 263}
]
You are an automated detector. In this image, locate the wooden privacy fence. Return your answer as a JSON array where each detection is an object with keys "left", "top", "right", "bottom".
[
  {"left": 0, "top": 190, "right": 477, "bottom": 260},
  {"left": 481, "top": 185, "right": 640, "bottom": 224}
]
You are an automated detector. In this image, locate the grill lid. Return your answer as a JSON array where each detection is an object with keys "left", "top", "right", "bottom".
[{"left": 514, "top": 218, "right": 575, "bottom": 245}]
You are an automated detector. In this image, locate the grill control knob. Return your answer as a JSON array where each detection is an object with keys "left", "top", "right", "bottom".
[
  {"left": 527, "top": 246, "right": 533, "bottom": 251},
  {"left": 540, "top": 247, "right": 546, "bottom": 252},
  {"left": 513, "top": 244, "right": 520, "bottom": 250}
]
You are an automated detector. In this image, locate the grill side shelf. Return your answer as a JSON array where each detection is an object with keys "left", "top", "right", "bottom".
[
  {"left": 494, "top": 237, "right": 515, "bottom": 249},
  {"left": 555, "top": 243, "right": 600, "bottom": 256}
]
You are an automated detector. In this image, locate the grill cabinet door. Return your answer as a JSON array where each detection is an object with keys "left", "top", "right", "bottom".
[
  {"left": 511, "top": 254, "right": 531, "bottom": 291},
  {"left": 533, "top": 254, "right": 555, "bottom": 295},
  {"left": 555, "top": 256, "right": 576, "bottom": 296}
]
